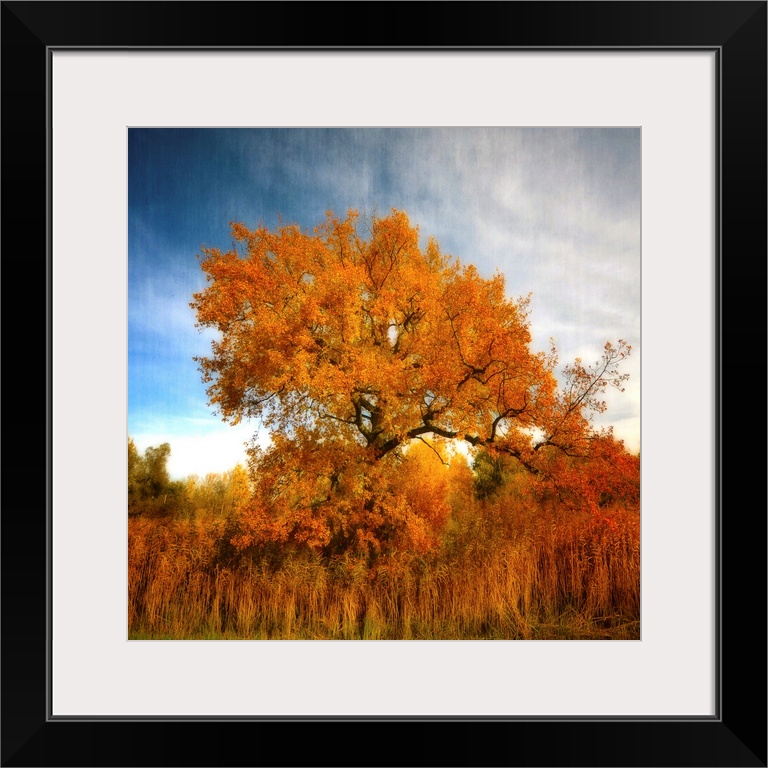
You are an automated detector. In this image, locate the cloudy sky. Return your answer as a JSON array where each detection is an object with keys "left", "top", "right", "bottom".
[{"left": 129, "top": 128, "right": 640, "bottom": 479}]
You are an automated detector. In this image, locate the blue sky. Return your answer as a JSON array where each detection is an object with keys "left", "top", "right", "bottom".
[{"left": 129, "top": 128, "right": 641, "bottom": 479}]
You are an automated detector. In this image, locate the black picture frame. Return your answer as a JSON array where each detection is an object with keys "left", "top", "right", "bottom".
[{"left": 3, "top": 2, "right": 765, "bottom": 766}]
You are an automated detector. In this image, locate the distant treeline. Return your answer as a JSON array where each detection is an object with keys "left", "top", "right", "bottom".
[{"left": 128, "top": 438, "right": 251, "bottom": 519}]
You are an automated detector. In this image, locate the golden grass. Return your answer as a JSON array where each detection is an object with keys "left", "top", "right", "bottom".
[{"left": 129, "top": 503, "right": 639, "bottom": 640}]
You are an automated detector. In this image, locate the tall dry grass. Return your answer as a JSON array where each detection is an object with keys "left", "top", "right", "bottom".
[{"left": 129, "top": 503, "right": 639, "bottom": 640}]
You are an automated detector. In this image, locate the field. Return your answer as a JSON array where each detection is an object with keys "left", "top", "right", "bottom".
[{"left": 129, "top": 495, "right": 639, "bottom": 641}]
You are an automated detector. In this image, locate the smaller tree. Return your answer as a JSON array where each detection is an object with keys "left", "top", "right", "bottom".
[
  {"left": 127, "top": 439, "right": 173, "bottom": 516},
  {"left": 184, "top": 465, "right": 253, "bottom": 520},
  {"left": 128, "top": 438, "right": 143, "bottom": 509},
  {"left": 472, "top": 449, "right": 509, "bottom": 500},
  {"left": 143, "top": 443, "right": 171, "bottom": 498},
  {"left": 389, "top": 440, "right": 453, "bottom": 552},
  {"left": 226, "top": 464, "right": 253, "bottom": 519}
]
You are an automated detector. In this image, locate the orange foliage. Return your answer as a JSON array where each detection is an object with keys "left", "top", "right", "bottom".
[
  {"left": 523, "top": 431, "right": 640, "bottom": 524},
  {"left": 192, "top": 210, "right": 634, "bottom": 556}
]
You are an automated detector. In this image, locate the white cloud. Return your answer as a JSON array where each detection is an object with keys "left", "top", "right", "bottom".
[{"left": 131, "top": 420, "right": 269, "bottom": 480}]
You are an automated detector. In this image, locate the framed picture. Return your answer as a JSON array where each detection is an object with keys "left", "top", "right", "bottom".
[{"left": 4, "top": 1, "right": 765, "bottom": 765}]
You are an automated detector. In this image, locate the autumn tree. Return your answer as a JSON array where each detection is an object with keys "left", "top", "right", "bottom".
[
  {"left": 192, "top": 209, "right": 632, "bottom": 555},
  {"left": 182, "top": 465, "right": 253, "bottom": 520}
]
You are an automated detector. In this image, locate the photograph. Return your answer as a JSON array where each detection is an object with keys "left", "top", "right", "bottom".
[
  {"left": 128, "top": 127, "right": 641, "bottom": 641},
  {"left": 2, "top": 0, "right": 764, "bottom": 763}
]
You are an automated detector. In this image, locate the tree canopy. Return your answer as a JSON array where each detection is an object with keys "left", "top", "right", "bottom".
[{"left": 191, "top": 209, "right": 633, "bottom": 555}]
